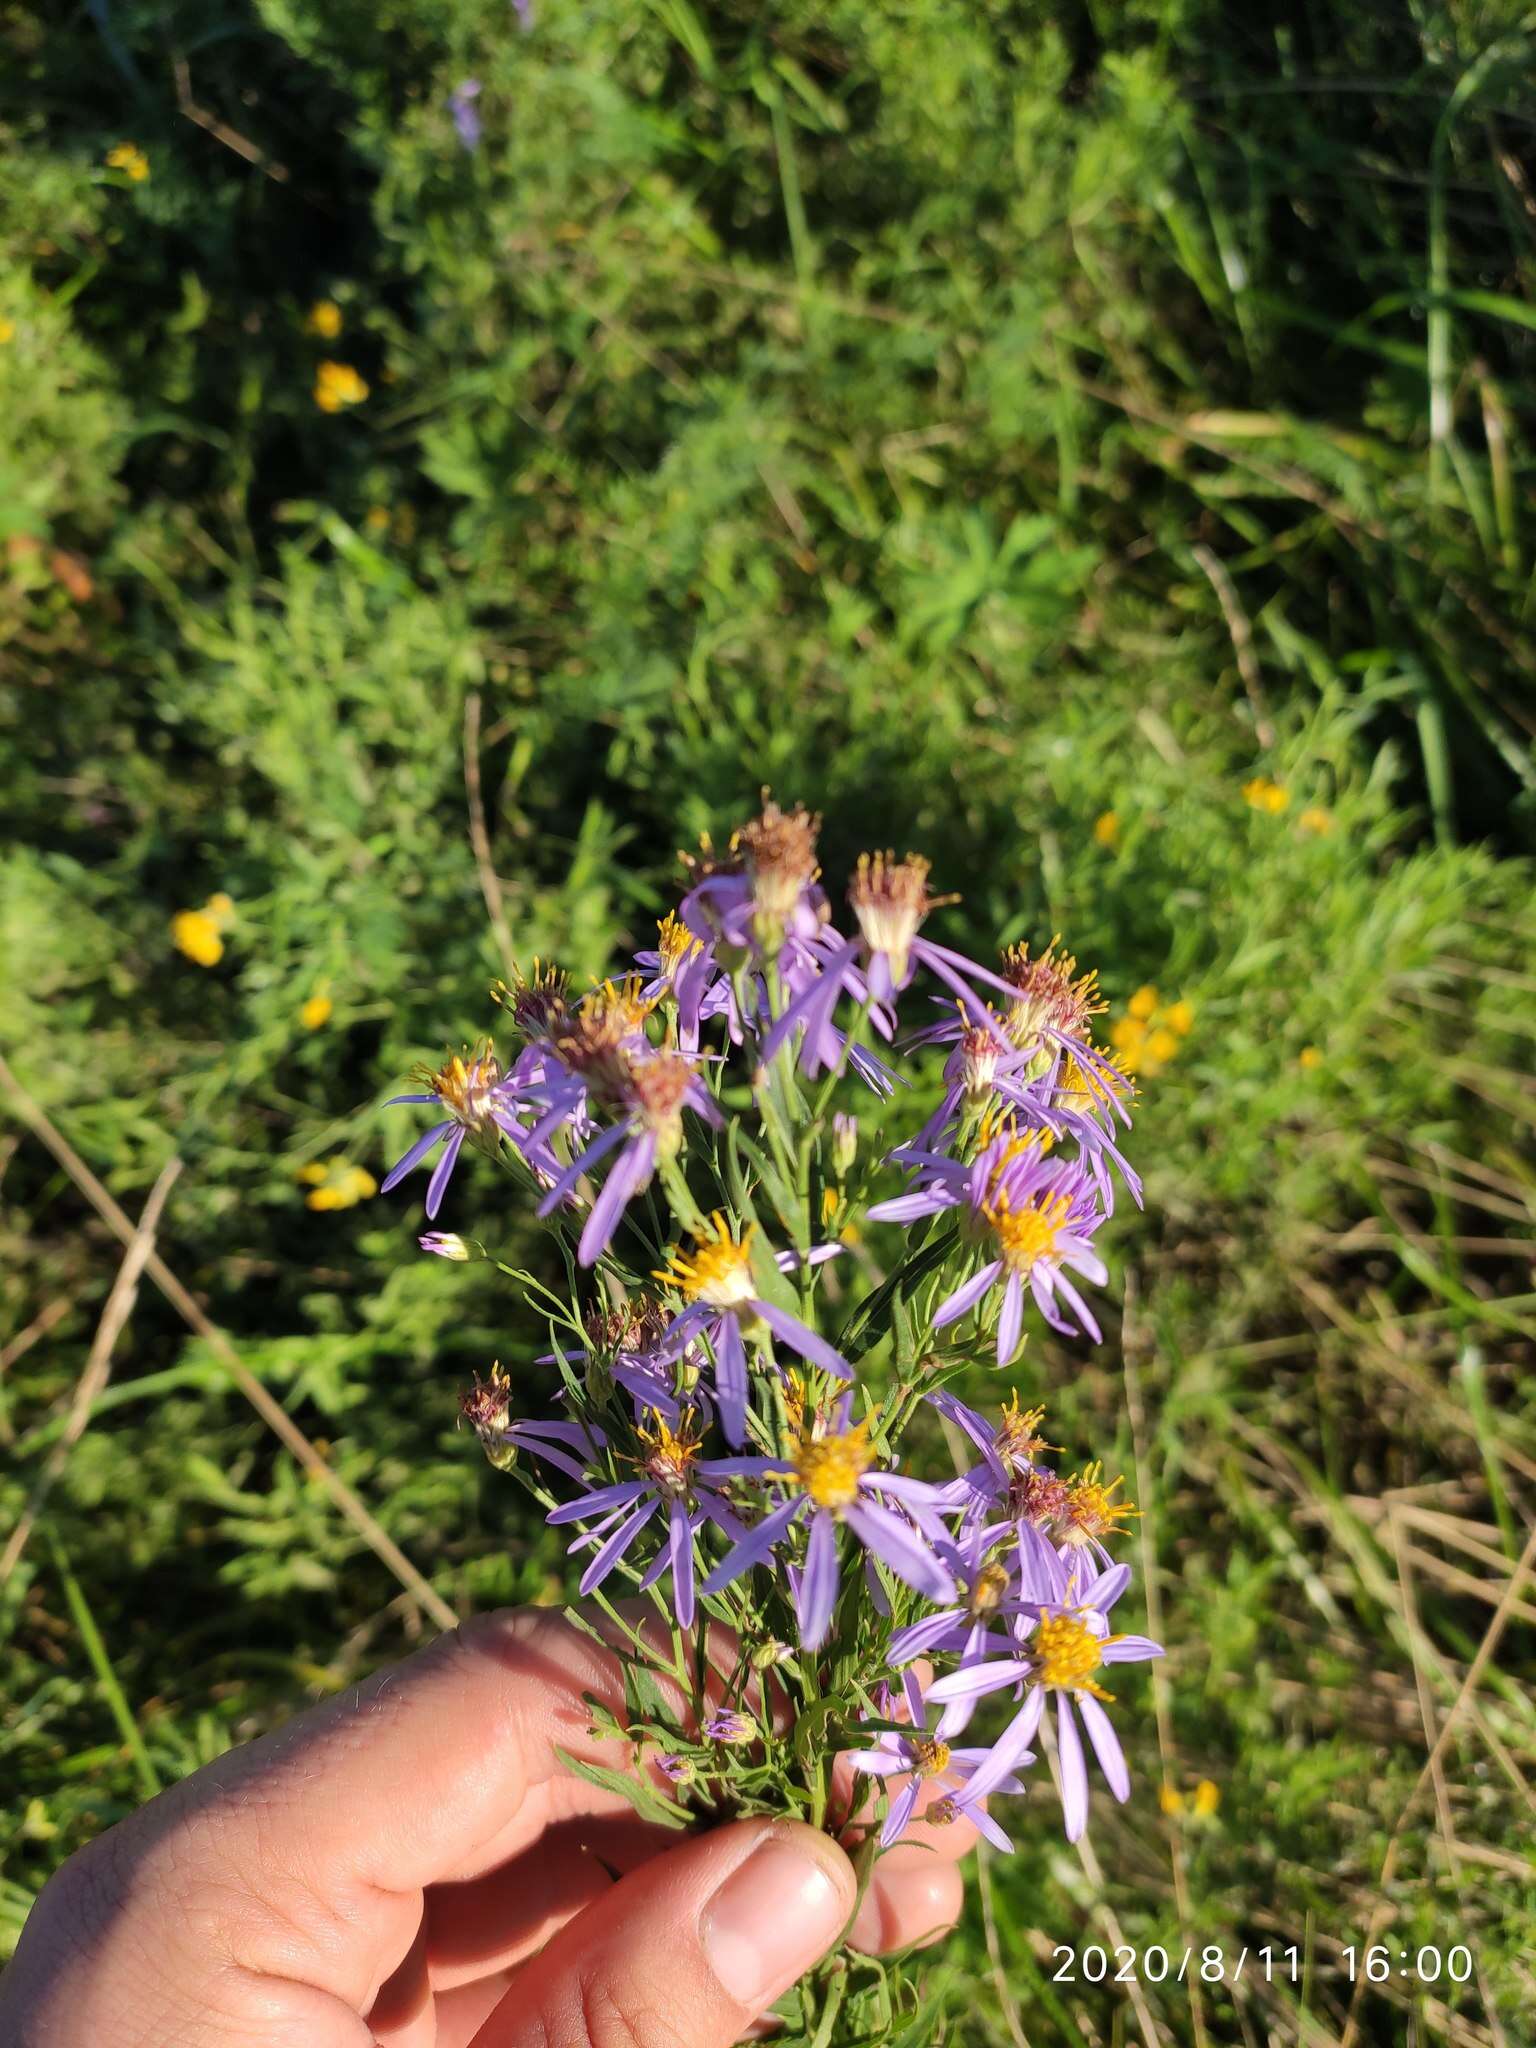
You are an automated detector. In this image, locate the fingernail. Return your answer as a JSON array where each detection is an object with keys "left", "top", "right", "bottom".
[{"left": 702, "top": 1830, "right": 848, "bottom": 2008}]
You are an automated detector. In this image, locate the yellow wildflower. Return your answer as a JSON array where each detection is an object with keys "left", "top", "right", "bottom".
[
  {"left": 1192, "top": 1779, "right": 1220, "bottom": 1817},
  {"left": 106, "top": 143, "right": 150, "bottom": 182},
  {"left": 1092, "top": 809, "right": 1120, "bottom": 850},
  {"left": 1158, "top": 1783, "right": 1185, "bottom": 1816},
  {"left": 171, "top": 892, "right": 236, "bottom": 968},
  {"left": 364, "top": 505, "right": 390, "bottom": 534},
  {"left": 1242, "top": 775, "right": 1289, "bottom": 815},
  {"left": 1298, "top": 1045, "right": 1323, "bottom": 1071},
  {"left": 1127, "top": 984, "right": 1158, "bottom": 1021},
  {"left": 1298, "top": 806, "right": 1334, "bottom": 836},
  {"left": 0, "top": 317, "right": 14, "bottom": 345},
  {"left": 305, "top": 299, "right": 343, "bottom": 339},
  {"left": 299, "top": 1159, "right": 378, "bottom": 1211},
  {"left": 1163, "top": 998, "right": 1194, "bottom": 1036},
  {"left": 1145, "top": 1026, "right": 1180, "bottom": 1065},
  {"left": 301, "top": 992, "right": 334, "bottom": 1031},
  {"left": 314, "top": 361, "right": 369, "bottom": 412}
]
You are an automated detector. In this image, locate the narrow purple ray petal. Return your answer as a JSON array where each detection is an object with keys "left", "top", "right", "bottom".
[
  {"left": 796, "top": 1507, "right": 840, "bottom": 1648},
  {"left": 547, "top": 1479, "right": 646, "bottom": 1526},
  {"left": 1102, "top": 1634, "right": 1164, "bottom": 1662},
  {"left": 880, "top": 1777, "right": 922, "bottom": 1848},
  {"left": 423, "top": 1125, "right": 466, "bottom": 1218},
  {"left": 887, "top": 1609, "right": 963, "bottom": 1666},
  {"left": 844, "top": 1501, "right": 955, "bottom": 1601},
  {"left": 1058, "top": 1695, "right": 1090, "bottom": 1842},
  {"left": 1050, "top": 1269, "right": 1102, "bottom": 1343},
  {"left": 669, "top": 1496, "right": 696, "bottom": 1631},
  {"left": 700, "top": 1495, "right": 804, "bottom": 1594},
  {"left": 754, "top": 1300, "right": 853, "bottom": 1380},
  {"left": 536, "top": 1119, "right": 629, "bottom": 1216},
  {"left": 960, "top": 1800, "right": 1014, "bottom": 1853},
  {"left": 932, "top": 1261, "right": 1002, "bottom": 1329},
  {"left": 959, "top": 1687, "right": 1045, "bottom": 1801},
  {"left": 926, "top": 1660, "right": 1030, "bottom": 1704},
  {"left": 900, "top": 1667, "right": 926, "bottom": 1726},
  {"left": 578, "top": 1129, "right": 654, "bottom": 1266},
  {"left": 848, "top": 1751, "right": 905, "bottom": 1779},
  {"left": 996, "top": 1271, "right": 1024, "bottom": 1365},
  {"left": 716, "top": 1312, "right": 749, "bottom": 1447},
  {"left": 1077, "top": 1694, "right": 1129, "bottom": 1801},
  {"left": 385, "top": 1092, "right": 440, "bottom": 1106},
  {"left": 578, "top": 1495, "right": 660, "bottom": 1596},
  {"left": 1080, "top": 1561, "right": 1132, "bottom": 1612},
  {"left": 380, "top": 1121, "right": 452, "bottom": 1194}
]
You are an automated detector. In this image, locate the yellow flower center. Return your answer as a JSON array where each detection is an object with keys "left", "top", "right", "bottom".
[
  {"left": 792, "top": 1420, "right": 874, "bottom": 1511},
  {"left": 656, "top": 1213, "right": 757, "bottom": 1308},
  {"left": 987, "top": 1190, "right": 1071, "bottom": 1272},
  {"left": 999, "top": 936, "right": 1104, "bottom": 1046},
  {"left": 656, "top": 911, "right": 703, "bottom": 977},
  {"left": 636, "top": 1416, "right": 702, "bottom": 1497},
  {"left": 911, "top": 1737, "right": 952, "bottom": 1779},
  {"left": 1034, "top": 1612, "right": 1115, "bottom": 1699},
  {"left": 994, "top": 1394, "right": 1049, "bottom": 1469},
  {"left": 422, "top": 1044, "right": 503, "bottom": 1130},
  {"left": 1060, "top": 1463, "right": 1139, "bottom": 1548}
]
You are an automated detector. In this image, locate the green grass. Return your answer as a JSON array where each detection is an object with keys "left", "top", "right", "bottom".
[{"left": 3, "top": 1, "right": 1535, "bottom": 2041}]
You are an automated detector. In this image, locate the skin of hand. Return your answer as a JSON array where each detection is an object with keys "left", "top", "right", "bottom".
[{"left": 0, "top": 1608, "right": 974, "bottom": 2048}]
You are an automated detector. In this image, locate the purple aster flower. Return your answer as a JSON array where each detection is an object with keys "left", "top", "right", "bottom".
[
  {"left": 545, "top": 1413, "right": 744, "bottom": 1631},
  {"left": 653, "top": 1215, "right": 853, "bottom": 1446},
  {"left": 634, "top": 912, "right": 721, "bottom": 1051},
  {"left": 512, "top": 0, "right": 533, "bottom": 26},
  {"left": 657, "top": 1752, "right": 694, "bottom": 1785},
  {"left": 705, "top": 1708, "right": 756, "bottom": 1745},
  {"left": 535, "top": 1047, "right": 720, "bottom": 1266},
  {"left": 699, "top": 1408, "right": 956, "bottom": 1649},
  {"left": 872, "top": 1125, "right": 1109, "bottom": 1357},
  {"left": 449, "top": 78, "right": 482, "bottom": 150},
  {"left": 847, "top": 1669, "right": 1030, "bottom": 1850},
  {"left": 925, "top": 1561, "right": 1163, "bottom": 1842},
  {"left": 680, "top": 799, "right": 829, "bottom": 966},
  {"left": 382, "top": 1041, "right": 527, "bottom": 1219},
  {"left": 419, "top": 1230, "right": 470, "bottom": 1260}
]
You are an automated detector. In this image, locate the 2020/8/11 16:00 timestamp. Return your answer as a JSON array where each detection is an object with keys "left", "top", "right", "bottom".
[{"left": 1049, "top": 1943, "right": 1476, "bottom": 1986}]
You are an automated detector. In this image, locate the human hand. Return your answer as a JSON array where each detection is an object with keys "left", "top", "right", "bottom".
[{"left": 1, "top": 1608, "right": 973, "bottom": 2048}]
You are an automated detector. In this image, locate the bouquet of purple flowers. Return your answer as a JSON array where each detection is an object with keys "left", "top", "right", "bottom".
[{"left": 383, "top": 799, "right": 1161, "bottom": 2041}]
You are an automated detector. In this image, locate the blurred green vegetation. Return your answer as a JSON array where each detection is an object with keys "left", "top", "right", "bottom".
[{"left": 2, "top": 1, "right": 1534, "bottom": 2040}]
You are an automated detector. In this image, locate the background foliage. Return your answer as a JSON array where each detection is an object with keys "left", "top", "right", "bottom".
[{"left": 3, "top": 1, "right": 1534, "bottom": 2041}]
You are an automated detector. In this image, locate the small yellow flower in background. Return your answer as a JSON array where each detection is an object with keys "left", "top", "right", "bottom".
[
  {"left": 171, "top": 892, "right": 236, "bottom": 967},
  {"left": 1242, "top": 775, "right": 1289, "bottom": 815},
  {"left": 301, "top": 991, "right": 334, "bottom": 1031},
  {"left": 1298, "top": 1045, "right": 1324, "bottom": 1071},
  {"left": 1092, "top": 809, "right": 1120, "bottom": 850},
  {"left": 0, "top": 317, "right": 14, "bottom": 345},
  {"left": 314, "top": 361, "right": 369, "bottom": 412},
  {"left": 1110, "top": 985, "right": 1194, "bottom": 1077},
  {"left": 1298, "top": 805, "right": 1334, "bottom": 836},
  {"left": 1159, "top": 1778, "right": 1220, "bottom": 1820},
  {"left": 364, "top": 505, "right": 390, "bottom": 534},
  {"left": 299, "top": 1158, "right": 378, "bottom": 1211},
  {"left": 305, "top": 299, "right": 343, "bottom": 338},
  {"left": 106, "top": 143, "right": 150, "bottom": 182}
]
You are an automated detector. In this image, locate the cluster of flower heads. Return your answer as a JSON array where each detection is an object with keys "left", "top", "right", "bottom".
[{"left": 389, "top": 799, "right": 1161, "bottom": 1848}]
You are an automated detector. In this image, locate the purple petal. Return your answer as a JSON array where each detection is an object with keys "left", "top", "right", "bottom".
[
  {"left": 848, "top": 1751, "right": 905, "bottom": 1779},
  {"left": 669, "top": 1496, "right": 696, "bottom": 1631},
  {"left": 796, "top": 1507, "right": 840, "bottom": 1649},
  {"left": 961, "top": 1800, "right": 1014, "bottom": 1853},
  {"left": 900, "top": 1667, "right": 926, "bottom": 1726},
  {"left": 1077, "top": 1694, "right": 1129, "bottom": 1801},
  {"left": 844, "top": 1501, "right": 955, "bottom": 1601},
  {"left": 547, "top": 1479, "right": 647, "bottom": 1526},
  {"left": 959, "top": 1688, "right": 1045, "bottom": 1800},
  {"left": 996, "top": 1272, "right": 1024, "bottom": 1366},
  {"left": 424, "top": 1125, "right": 466, "bottom": 1219},
  {"left": 715, "top": 1313, "right": 750, "bottom": 1447},
  {"left": 536, "top": 1120, "right": 629, "bottom": 1217},
  {"left": 881, "top": 1776, "right": 922, "bottom": 1848},
  {"left": 932, "top": 1262, "right": 1002, "bottom": 1329},
  {"left": 578, "top": 1131, "right": 654, "bottom": 1266},
  {"left": 380, "top": 1121, "right": 452, "bottom": 1194},
  {"left": 926, "top": 1660, "right": 1030, "bottom": 1705},
  {"left": 754, "top": 1300, "right": 853, "bottom": 1380},
  {"left": 700, "top": 1495, "right": 804, "bottom": 1594},
  {"left": 1102, "top": 1634, "right": 1164, "bottom": 1663},
  {"left": 578, "top": 1496, "right": 660, "bottom": 1596},
  {"left": 1058, "top": 1695, "right": 1089, "bottom": 1842}
]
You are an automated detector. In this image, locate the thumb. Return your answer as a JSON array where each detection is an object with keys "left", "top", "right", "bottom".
[{"left": 469, "top": 1818, "right": 856, "bottom": 2048}]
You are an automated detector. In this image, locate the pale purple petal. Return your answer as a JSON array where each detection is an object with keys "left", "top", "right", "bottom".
[
  {"left": 796, "top": 1507, "right": 840, "bottom": 1648},
  {"left": 716, "top": 1313, "right": 750, "bottom": 1447},
  {"left": 932, "top": 1261, "right": 1002, "bottom": 1329},
  {"left": 578, "top": 1130, "right": 655, "bottom": 1265},
  {"left": 1058, "top": 1695, "right": 1089, "bottom": 1841},
  {"left": 844, "top": 1501, "right": 954, "bottom": 1601},
  {"left": 424, "top": 1125, "right": 466, "bottom": 1218},
  {"left": 961, "top": 1800, "right": 1014, "bottom": 1853},
  {"left": 381, "top": 1120, "right": 452, "bottom": 1194},
  {"left": 881, "top": 1776, "right": 922, "bottom": 1848},
  {"left": 996, "top": 1271, "right": 1024, "bottom": 1366},
  {"left": 578, "top": 1496, "right": 660, "bottom": 1595},
  {"left": 701, "top": 1495, "right": 804, "bottom": 1594},
  {"left": 1077, "top": 1694, "right": 1129, "bottom": 1801},
  {"left": 536, "top": 1120, "right": 629, "bottom": 1217},
  {"left": 669, "top": 1496, "right": 696, "bottom": 1631},
  {"left": 926, "top": 1660, "right": 1030, "bottom": 1705},
  {"left": 754, "top": 1300, "right": 853, "bottom": 1380},
  {"left": 547, "top": 1479, "right": 646, "bottom": 1525},
  {"left": 958, "top": 1688, "right": 1044, "bottom": 1800},
  {"left": 1102, "top": 1634, "right": 1164, "bottom": 1663}
]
